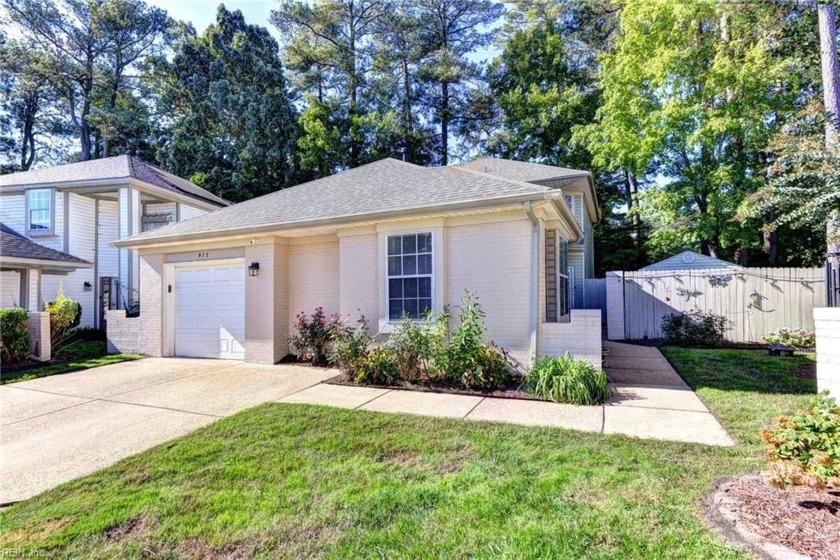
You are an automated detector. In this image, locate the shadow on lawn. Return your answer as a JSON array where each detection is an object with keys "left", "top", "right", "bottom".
[{"left": 660, "top": 347, "right": 817, "bottom": 396}]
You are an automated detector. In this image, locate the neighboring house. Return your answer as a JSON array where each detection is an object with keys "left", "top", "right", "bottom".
[
  {"left": 640, "top": 250, "right": 739, "bottom": 272},
  {"left": 0, "top": 222, "right": 91, "bottom": 310},
  {"left": 0, "top": 222, "right": 92, "bottom": 361},
  {"left": 111, "top": 157, "right": 602, "bottom": 366},
  {"left": 0, "top": 156, "right": 230, "bottom": 328}
]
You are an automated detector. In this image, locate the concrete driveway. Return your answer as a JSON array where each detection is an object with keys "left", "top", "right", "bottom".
[{"left": 0, "top": 358, "right": 334, "bottom": 504}]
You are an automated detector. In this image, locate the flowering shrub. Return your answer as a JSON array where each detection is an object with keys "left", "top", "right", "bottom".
[
  {"left": 761, "top": 392, "right": 840, "bottom": 490},
  {"left": 660, "top": 309, "right": 729, "bottom": 346},
  {"left": 288, "top": 307, "right": 342, "bottom": 366},
  {"left": 330, "top": 313, "right": 373, "bottom": 372},
  {"left": 764, "top": 328, "right": 815, "bottom": 349}
]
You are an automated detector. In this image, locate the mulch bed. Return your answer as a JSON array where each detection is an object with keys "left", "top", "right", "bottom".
[
  {"left": 323, "top": 374, "right": 548, "bottom": 402},
  {"left": 709, "top": 474, "right": 840, "bottom": 560}
]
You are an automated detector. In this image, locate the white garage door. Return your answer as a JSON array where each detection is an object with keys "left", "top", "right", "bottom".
[{"left": 174, "top": 262, "right": 245, "bottom": 360}]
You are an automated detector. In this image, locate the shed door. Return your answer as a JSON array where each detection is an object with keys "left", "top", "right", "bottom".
[{"left": 174, "top": 262, "right": 245, "bottom": 360}]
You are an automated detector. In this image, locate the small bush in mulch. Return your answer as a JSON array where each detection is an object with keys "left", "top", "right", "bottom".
[
  {"left": 710, "top": 475, "right": 840, "bottom": 560},
  {"left": 761, "top": 392, "right": 840, "bottom": 490}
]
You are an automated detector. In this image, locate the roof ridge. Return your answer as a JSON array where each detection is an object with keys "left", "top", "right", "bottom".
[{"left": 450, "top": 166, "right": 550, "bottom": 193}]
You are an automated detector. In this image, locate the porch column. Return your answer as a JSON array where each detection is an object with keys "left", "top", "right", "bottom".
[
  {"left": 18, "top": 269, "right": 29, "bottom": 310},
  {"left": 118, "top": 187, "right": 142, "bottom": 309}
]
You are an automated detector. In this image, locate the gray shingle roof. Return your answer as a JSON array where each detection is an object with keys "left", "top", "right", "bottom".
[
  {"left": 0, "top": 155, "right": 230, "bottom": 207},
  {"left": 117, "top": 158, "right": 559, "bottom": 246},
  {"left": 456, "top": 158, "right": 590, "bottom": 183},
  {"left": 0, "top": 223, "right": 91, "bottom": 266}
]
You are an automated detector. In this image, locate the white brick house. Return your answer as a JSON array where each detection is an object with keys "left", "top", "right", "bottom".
[
  {"left": 111, "top": 157, "right": 602, "bottom": 366},
  {"left": 0, "top": 156, "right": 229, "bottom": 327}
]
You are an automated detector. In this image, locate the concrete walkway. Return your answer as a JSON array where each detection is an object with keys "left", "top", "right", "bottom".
[{"left": 281, "top": 341, "right": 735, "bottom": 447}]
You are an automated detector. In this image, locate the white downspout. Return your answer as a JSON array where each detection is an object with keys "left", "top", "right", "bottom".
[{"left": 524, "top": 201, "right": 539, "bottom": 364}]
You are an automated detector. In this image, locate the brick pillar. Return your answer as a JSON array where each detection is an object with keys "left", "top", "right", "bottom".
[
  {"left": 245, "top": 239, "right": 288, "bottom": 364},
  {"left": 605, "top": 271, "right": 626, "bottom": 340},
  {"left": 27, "top": 311, "right": 50, "bottom": 362},
  {"left": 814, "top": 307, "right": 840, "bottom": 399}
]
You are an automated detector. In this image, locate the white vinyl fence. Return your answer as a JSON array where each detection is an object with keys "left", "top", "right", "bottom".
[{"left": 607, "top": 267, "right": 824, "bottom": 342}]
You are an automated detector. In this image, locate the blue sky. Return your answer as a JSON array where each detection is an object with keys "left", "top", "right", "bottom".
[
  {"left": 146, "top": 0, "right": 500, "bottom": 62},
  {"left": 147, "top": 1, "right": 281, "bottom": 37}
]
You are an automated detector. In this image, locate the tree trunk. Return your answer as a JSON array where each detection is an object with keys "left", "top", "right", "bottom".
[
  {"left": 440, "top": 81, "right": 449, "bottom": 166},
  {"left": 818, "top": 3, "right": 840, "bottom": 263},
  {"left": 623, "top": 168, "right": 641, "bottom": 246}
]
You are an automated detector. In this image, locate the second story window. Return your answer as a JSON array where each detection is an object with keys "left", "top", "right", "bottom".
[{"left": 27, "top": 189, "right": 52, "bottom": 234}]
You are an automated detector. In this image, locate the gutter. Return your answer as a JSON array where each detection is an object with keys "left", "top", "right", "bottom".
[
  {"left": 524, "top": 201, "right": 539, "bottom": 363},
  {"left": 114, "top": 190, "right": 569, "bottom": 249}
]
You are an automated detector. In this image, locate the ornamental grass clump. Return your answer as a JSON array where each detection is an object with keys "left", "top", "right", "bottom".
[
  {"left": 761, "top": 391, "right": 840, "bottom": 490},
  {"left": 526, "top": 354, "right": 608, "bottom": 405}
]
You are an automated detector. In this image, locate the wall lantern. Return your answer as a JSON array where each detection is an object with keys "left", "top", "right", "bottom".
[
  {"left": 248, "top": 262, "right": 260, "bottom": 277},
  {"left": 83, "top": 281, "right": 93, "bottom": 292}
]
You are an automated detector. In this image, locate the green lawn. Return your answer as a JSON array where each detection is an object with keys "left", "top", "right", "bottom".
[
  {"left": 1, "top": 341, "right": 143, "bottom": 385},
  {"left": 0, "top": 348, "right": 818, "bottom": 559}
]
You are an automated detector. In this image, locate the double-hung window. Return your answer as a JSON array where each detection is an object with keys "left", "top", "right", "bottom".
[
  {"left": 27, "top": 189, "right": 53, "bottom": 234},
  {"left": 557, "top": 238, "right": 570, "bottom": 321},
  {"left": 387, "top": 232, "right": 433, "bottom": 320}
]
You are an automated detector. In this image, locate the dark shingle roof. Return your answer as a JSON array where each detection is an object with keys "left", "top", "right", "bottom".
[
  {"left": 117, "top": 158, "right": 559, "bottom": 245},
  {"left": 0, "top": 224, "right": 90, "bottom": 266},
  {"left": 0, "top": 155, "right": 230, "bottom": 207}
]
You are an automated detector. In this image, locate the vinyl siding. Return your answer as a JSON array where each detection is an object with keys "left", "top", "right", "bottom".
[
  {"left": 0, "top": 193, "right": 26, "bottom": 233},
  {"left": 1, "top": 270, "right": 21, "bottom": 307},
  {"left": 41, "top": 193, "right": 96, "bottom": 327},
  {"left": 179, "top": 204, "right": 206, "bottom": 221},
  {"left": 568, "top": 251, "right": 585, "bottom": 309}
]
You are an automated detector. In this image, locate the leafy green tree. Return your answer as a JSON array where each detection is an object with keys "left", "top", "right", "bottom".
[
  {"left": 577, "top": 0, "right": 805, "bottom": 264},
  {"left": 157, "top": 6, "right": 299, "bottom": 202},
  {"left": 272, "top": 0, "right": 389, "bottom": 172},
  {"left": 4, "top": 0, "right": 171, "bottom": 161},
  {"left": 413, "top": 0, "right": 503, "bottom": 165}
]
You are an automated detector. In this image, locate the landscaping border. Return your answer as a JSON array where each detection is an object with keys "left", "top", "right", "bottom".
[{"left": 322, "top": 374, "right": 549, "bottom": 402}]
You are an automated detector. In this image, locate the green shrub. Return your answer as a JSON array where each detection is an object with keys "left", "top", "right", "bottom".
[
  {"left": 761, "top": 391, "right": 840, "bottom": 490},
  {"left": 0, "top": 307, "right": 30, "bottom": 365},
  {"left": 526, "top": 354, "right": 608, "bottom": 405},
  {"left": 387, "top": 309, "right": 449, "bottom": 383},
  {"left": 660, "top": 309, "right": 729, "bottom": 346},
  {"left": 45, "top": 284, "right": 81, "bottom": 350},
  {"left": 331, "top": 314, "right": 373, "bottom": 372},
  {"left": 764, "top": 328, "right": 815, "bottom": 348},
  {"left": 350, "top": 346, "right": 399, "bottom": 386},
  {"left": 288, "top": 307, "right": 342, "bottom": 366},
  {"left": 443, "top": 293, "right": 510, "bottom": 390}
]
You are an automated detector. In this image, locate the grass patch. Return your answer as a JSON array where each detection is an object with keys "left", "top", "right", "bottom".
[
  {"left": 0, "top": 341, "right": 142, "bottom": 385},
  {"left": 0, "top": 348, "right": 817, "bottom": 558},
  {"left": 660, "top": 347, "right": 816, "bottom": 447}
]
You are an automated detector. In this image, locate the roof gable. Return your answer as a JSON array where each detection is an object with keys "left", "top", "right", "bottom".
[
  {"left": 0, "top": 223, "right": 91, "bottom": 266},
  {"left": 0, "top": 155, "right": 229, "bottom": 207},
  {"left": 640, "top": 251, "right": 738, "bottom": 271}
]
